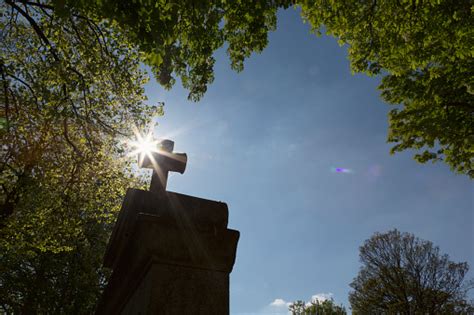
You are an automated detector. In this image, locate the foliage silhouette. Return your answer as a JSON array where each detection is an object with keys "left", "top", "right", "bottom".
[
  {"left": 289, "top": 298, "right": 347, "bottom": 314},
  {"left": 349, "top": 230, "right": 473, "bottom": 314}
]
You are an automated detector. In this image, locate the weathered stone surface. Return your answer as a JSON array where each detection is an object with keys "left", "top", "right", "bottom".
[
  {"left": 96, "top": 188, "right": 239, "bottom": 315},
  {"left": 104, "top": 188, "right": 230, "bottom": 269},
  {"left": 121, "top": 264, "right": 229, "bottom": 314}
]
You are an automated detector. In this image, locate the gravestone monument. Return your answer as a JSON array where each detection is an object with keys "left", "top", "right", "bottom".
[{"left": 96, "top": 139, "right": 240, "bottom": 314}]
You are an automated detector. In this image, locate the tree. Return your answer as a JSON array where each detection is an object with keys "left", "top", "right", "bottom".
[
  {"left": 1, "top": 0, "right": 292, "bottom": 222},
  {"left": 1, "top": 0, "right": 155, "bottom": 310},
  {"left": 1, "top": 216, "right": 114, "bottom": 313},
  {"left": 2, "top": 0, "right": 472, "bottom": 311},
  {"left": 298, "top": 0, "right": 474, "bottom": 177},
  {"left": 289, "top": 298, "right": 347, "bottom": 314},
  {"left": 55, "top": 0, "right": 292, "bottom": 101},
  {"left": 0, "top": 0, "right": 290, "bottom": 311},
  {"left": 349, "top": 230, "right": 474, "bottom": 314}
]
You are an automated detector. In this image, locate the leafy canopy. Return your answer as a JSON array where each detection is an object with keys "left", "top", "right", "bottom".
[
  {"left": 0, "top": 0, "right": 159, "bottom": 310},
  {"left": 0, "top": 0, "right": 290, "bottom": 311},
  {"left": 299, "top": 0, "right": 474, "bottom": 177},
  {"left": 1, "top": 0, "right": 473, "bottom": 311},
  {"left": 56, "top": 0, "right": 293, "bottom": 101}
]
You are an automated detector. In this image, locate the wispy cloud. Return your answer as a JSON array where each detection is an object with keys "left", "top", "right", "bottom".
[
  {"left": 255, "top": 298, "right": 292, "bottom": 315},
  {"left": 270, "top": 299, "right": 291, "bottom": 308}
]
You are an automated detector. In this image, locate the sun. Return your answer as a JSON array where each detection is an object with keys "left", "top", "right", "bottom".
[{"left": 127, "top": 125, "right": 160, "bottom": 164}]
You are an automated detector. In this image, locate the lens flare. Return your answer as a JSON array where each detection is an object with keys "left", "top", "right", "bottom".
[
  {"left": 331, "top": 167, "right": 353, "bottom": 174},
  {"left": 127, "top": 125, "right": 161, "bottom": 165},
  {"left": 130, "top": 133, "right": 157, "bottom": 155}
]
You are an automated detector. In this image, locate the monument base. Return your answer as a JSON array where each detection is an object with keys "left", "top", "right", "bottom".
[
  {"left": 95, "top": 189, "right": 239, "bottom": 315},
  {"left": 122, "top": 263, "right": 229, "bottom": 314}
]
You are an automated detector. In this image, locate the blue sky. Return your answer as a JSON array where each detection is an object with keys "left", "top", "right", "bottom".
[{"left": 144, "top": 9, "right": 473, "bottom": 314}]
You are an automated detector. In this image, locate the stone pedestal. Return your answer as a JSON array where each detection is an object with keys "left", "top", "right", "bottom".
[{"left": 96, "top": 188, "right": 240, "bottom": 314}]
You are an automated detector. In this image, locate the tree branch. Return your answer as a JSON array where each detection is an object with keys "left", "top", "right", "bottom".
[
  {"left": 5, "top": 72, "right": 39, "bottom": 105},
  {"left": 63, "top": 117, "right": 83, "bottom": 157},
  {"left": 17, "top": 1, "right": 54, "bottom": 11},
  {"left": 0, "top": 63, "right": 11, "bottom": 133},
  {"left": 5, "top": 0, "right": 60, "bottom": 61},
  {"left": 86, "top": 19, "right": 111, "bottom": 57}
]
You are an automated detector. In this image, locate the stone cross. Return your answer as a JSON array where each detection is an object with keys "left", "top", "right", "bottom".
[
  {"left": 98, "top": 137, "right": 239, "bottom": 315},
  {"left": 137, "top": 139, "right": 187, "bottom": 194}
]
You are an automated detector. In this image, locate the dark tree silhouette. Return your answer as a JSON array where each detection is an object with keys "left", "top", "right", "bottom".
[
  {"left": 289, "top": 298, "right": 347, "bottom": 314},
  {"left": 349, "top": 229, "right": 473, "bottom": 314}
]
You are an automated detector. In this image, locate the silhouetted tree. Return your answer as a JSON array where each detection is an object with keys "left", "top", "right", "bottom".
[
  {"left": 289, "top": 298, "right": 347, "bottom": 314},
  {"left": 349, "top": 229, "right": 473, "bottom": 314}
]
